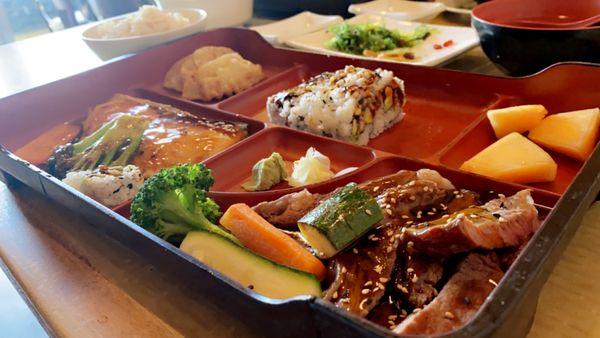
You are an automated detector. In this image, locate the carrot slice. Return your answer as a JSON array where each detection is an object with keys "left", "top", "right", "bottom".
[{"left": 220, "top": 203, "right": 327, "bottom": 280}]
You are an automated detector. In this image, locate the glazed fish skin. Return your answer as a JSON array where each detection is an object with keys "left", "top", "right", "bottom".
[
  {"left": 266, "top": 65, "right": 405, "bottom": 146},
  {"left": 82, "top": 94, "right": 248, "bottom": 178},
  {"left": 394, "top": 252, "right": 504, "bottom": 335},
  {"left": 405, "top": 190, "right": 539, "bottom": 256}
]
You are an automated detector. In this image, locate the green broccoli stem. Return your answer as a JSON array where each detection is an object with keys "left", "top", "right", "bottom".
[{"left": 160, "top": 191, "right": 239, "bottom": 244}]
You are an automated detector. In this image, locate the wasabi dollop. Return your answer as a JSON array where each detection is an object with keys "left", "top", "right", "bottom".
[{"left": 242, "top": 152, "right": 288, "bottom": 191}]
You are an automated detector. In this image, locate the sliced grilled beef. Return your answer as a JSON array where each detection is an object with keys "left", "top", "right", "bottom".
[
  {"left": 252, "top": 189, "right": 323, "bottom": 228},
  {"left": 323, "top": 169, "right": 455, "bottom": 317},
  {"left": 395, "top": 254, "right": 444, "bottom": 309},
  {"left": 323, "top": 221, "right": 404, "bottom": 317},
  {"left": 404, "top": 190, "right": 539, "bottom": 256},
  {"left": 394, "top": 252, "right": 504, "bottom": 335}
]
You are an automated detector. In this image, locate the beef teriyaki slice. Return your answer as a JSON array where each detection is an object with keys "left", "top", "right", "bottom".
[
  {"left": 404, "top": 190, "right": 539, "bottom": 256},
  {"left": 394, "top": 252, "right": 504, "bottom": 335},
  {"left": 323, "top": 170, "right": 455, "bottom": 316}
]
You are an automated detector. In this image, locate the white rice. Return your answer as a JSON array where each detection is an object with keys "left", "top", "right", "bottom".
[
  {"left": 95, "top": 5, "right": 191, "bottom": 39},
  {"left": 63, "top": 165, "right": 144, "bottom": 207}
]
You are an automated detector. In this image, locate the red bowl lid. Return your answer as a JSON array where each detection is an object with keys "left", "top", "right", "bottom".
[{"left": 472, "top": 0, "right": 600, "bottom": 31}]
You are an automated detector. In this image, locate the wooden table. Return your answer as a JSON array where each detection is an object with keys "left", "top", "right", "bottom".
[{"left": 0, "top": 14, "right": 597, "bottom": 338}]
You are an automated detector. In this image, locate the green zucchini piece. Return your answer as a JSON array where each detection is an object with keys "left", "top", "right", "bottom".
[
  {"left": 298, "top": 183, "right": 383, "bottom": 258},
  {"left": 180, "top": 231, "right": 322, "bottom": 299}
]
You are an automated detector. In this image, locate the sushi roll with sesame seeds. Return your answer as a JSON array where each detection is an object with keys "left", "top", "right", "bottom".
[{"left": 266, "top": 65, "right": 405, "bottom": 146}]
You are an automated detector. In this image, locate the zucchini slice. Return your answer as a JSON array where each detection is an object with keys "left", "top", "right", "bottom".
[
  {"left": 298, "top": 183, "right": 383, "bottom": 258},
  {"left": 180, "top": 231, "right": 322, "bottom": 299}
]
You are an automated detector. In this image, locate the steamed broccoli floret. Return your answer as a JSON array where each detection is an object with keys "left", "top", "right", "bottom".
[
  {"left": 130, "top": 163, "right": 237, "bottom": 244},
  {"left": 48, "top": 114, "right": 149, "bottom": 178}
]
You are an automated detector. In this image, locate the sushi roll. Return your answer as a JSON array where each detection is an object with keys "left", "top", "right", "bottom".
[{"left": 266, "top": 65, "right": 405, "bottom": 146}]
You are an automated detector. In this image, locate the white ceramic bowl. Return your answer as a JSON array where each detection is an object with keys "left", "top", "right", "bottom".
[
  {"left": 156, "top": 0, "right": 253, "bottom": 29},
  {"left": 82, "top": 8, "right": 207, "bottom": 60}
]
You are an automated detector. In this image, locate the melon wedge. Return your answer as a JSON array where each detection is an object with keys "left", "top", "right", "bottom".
[
  {"left": 460, "top": 132, "right": 557, "bottom": 184},
  {"left": 528, "top": 108, "right": 600, "bottom": 161},
  {"left": 487, "top": 104, "right": 548, "bottom": 138}
]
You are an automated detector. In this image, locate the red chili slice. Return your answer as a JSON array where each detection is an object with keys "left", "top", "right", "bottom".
[
  {"left": 433, "top": 44, "right": 442, "bottom": 50},
  {"left": 443, "top": 40, "right": 454, "bottom": 47}
]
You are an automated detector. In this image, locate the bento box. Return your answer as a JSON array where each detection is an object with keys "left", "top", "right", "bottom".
[{"left": 1, "top": 28, "right": 600, "bottom": 337}]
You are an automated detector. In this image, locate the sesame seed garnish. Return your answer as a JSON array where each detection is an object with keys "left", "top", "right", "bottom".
[
  {"left": 359, "top": 298, "right": 369, "bottom": 310},
  {"left": 409, "top": 195, "right": 416, "bottom": 201},
  {"left": 499, "top": 217, "right": 506, "bottom": 222},
  {"left": 453, "top": 190, "right": 460, "bottom": 195},
  {"left": 332, "top": 291, "right": 338, "bottom": 299},
  {"left": 407, "top": 268, "right": 414, "bottom": 273},
  {"left": 373, "top": 287, "right": 380, "bottom": 292},
  {"left": 427, "top": 212, "right": 435, "bottom": 215},
  {"left": 498, "top": 193, "right": 506, "bottom": 198},
  {"left": 386, "top": 246, "right": 393, "bottom": 253},
  {"left": 401, "top": 215, "right": 410, "bottom": 219},
  {"left": 361, "top": 289, "right": 371, "bottom": 295},
  {"left": 432, "top": 208, "right": 437, "bottom": 212},
  {"left": 444, "top": 311, "right": 455, "bottom": 319},
  {"left": 442, "top": 214, "right": 450, "bottom": 218},
  {"left": 470, "top": 214, "right": 479, "bottom": 219},
  {"left": 456, "top": 213, "right": 465, "bottom": 219},
  {"left": 406, "top": 221, "right": 414, "bottom": 225},
  {"left": 374, "top": 265, "right": 383, "bottom": 273},
  {"left": 401, "top": 309, "right": 408, "bottom": 317},
  {"left": 433, "top": 288, "right": 438, "bottom": 296},
  {"left": 379, "top": 277, "right": 389, "bottom": 283},
  {"left": 341, "top": 267, "right": 347, "bottom": 274},
  {"left": 397, "top": 284, "right": 408, "bottom": 293},
  {"left": 489, "top": 279, "right": 498, "bottom": 287},
  {"left": 386, "top": 209, "right": 393, "bottom": 216},
  {"left": 388, "top": 320, "right": 395, "bottom": 326},
  {"left": 364, "top": 281, "right": 373, "bottom": 286},
  {"left": 373, "top": 186, "right": 380, "bottom": 192},
  {"left": 365, "top": 209, "right": 372, "bottom": 216},
  {"left": 412, "top": 275, "right": 418, "bottom": 283},
  {"left": 376, "top": 282, "right": 385, "bottom": 289},
  {"left": 388, "top": 315, "right": 397, "bottom": 320},
  {"left": 353, "top": 248, "right": 358, "bottom": 254},
  {"left": 387, "top": 230, "right": 393, "bottom": 236},
  {"left": 413, "top": 308, "right": 422, "bottom": 313},
  {"left": 423, "top": 186, "right": 429, "bottom": 192},
  {"left": 407, "top": 241, "right": 414, "bottom": 248},
  {"left": 391, "top": 197, "right": 397, "bottom": 204}
]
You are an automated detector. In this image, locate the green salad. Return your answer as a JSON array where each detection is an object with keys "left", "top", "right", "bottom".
[{"left": 326, "top": 23, "right": 432, "bottom": 55}]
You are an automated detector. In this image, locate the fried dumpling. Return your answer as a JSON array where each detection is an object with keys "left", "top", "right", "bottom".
[
  {"left": 163, "top": 46, "right": 264, "bottom": 101},
  {"left": 163, "top": 46, "right": 234, "bottom": 92}
]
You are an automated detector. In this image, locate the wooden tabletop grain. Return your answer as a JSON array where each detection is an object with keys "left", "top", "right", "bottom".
[{"left": 0, "top": 13, "right": 596, "bottom": 338}]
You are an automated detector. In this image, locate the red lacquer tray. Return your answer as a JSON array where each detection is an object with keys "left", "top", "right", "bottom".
[{"left": 0, "top": 28, "right": 599, "bottom": 338}]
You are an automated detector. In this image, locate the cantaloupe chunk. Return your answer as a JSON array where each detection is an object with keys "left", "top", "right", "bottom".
[
  {"left": 487, "top": 104, "right": 548, "bottom": 138},
  {"left": 528, "top": 108, "right": 600, "bottom": 161},
  {"left": 460, "top": 132, "right": 557, "bottom": 184}
]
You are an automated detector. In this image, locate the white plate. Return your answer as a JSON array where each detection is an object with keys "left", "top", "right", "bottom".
[
  {"left": 435, "top": 0, "right": 473, "bottom": 15},
  {"left": 284, "top": 14, "right": 479, "bottom": 67},
  {"left": 251, "top": 11, "right": 343, "bottom": 44},
  {"left": 348, "top": 0, "right": 446, "bottom": 22}
]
